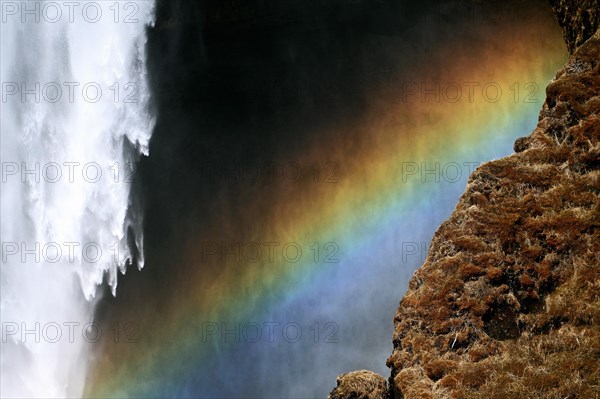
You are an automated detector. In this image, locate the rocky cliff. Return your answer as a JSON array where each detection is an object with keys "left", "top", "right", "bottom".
[
  {"left": 330, "top": 2, "right": 600, "bottom": 398},
  {"left": 550, "top": 0, "right": 600, "bottom": 54}
]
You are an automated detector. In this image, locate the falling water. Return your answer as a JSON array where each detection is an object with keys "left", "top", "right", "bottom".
[{"left": 0, "top": 1, "right": 155, "bottom": 397}]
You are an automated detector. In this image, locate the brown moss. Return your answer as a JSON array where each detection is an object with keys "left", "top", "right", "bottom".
[
  {"left": 423, "top": 359, "right": 458, "bottom": 382},
  {"left": 485, "top": 266, "right": 504, "bottom": 282},
  {"left": 458, "top": 263, "right": 486, "bottom": 280},
  {"left": 328, "top": 370, "right": 388, "bottom": 399},
  {"left": 333, "top": 7, "right": 599, "bottom": 399},
  {"left": 393, "top": 368, "right": 434, "bottom": 399},
  {"left": 386, "top": 27, "right": 600, "bottom": 399}
]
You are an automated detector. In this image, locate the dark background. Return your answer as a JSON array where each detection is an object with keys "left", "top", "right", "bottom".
[
  {"left": 101, "top": 0, "right": 459, "bottom": 316},
  {"left": 92, "top": 1, "right": 559, "bottom": 397}
]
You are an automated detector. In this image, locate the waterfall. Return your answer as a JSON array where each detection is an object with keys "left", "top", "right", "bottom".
[{"left": 0, "top": 1, "right": 155, "bottom": 396}]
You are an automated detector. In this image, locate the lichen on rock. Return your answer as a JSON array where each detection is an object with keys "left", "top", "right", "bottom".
[
  {"left": 550, "top": 0, "right": 600, "bottom": 54},
  {"left": 330, "top": 2, "right": 600, "bottom": 398},
  {"left": 386, "top": 23, "right": 600, "bottom": 399},
  {"left": 328, "top": 370, "right": 388, "bottom": 399}
]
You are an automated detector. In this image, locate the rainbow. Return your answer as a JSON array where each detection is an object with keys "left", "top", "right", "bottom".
[{"left": 85, "top": 14, "right": 567, "bottom": 398}]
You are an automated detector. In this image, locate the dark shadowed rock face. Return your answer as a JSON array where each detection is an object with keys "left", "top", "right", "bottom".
[
  {"left": 328, "top": 370, "right": 388, "bottom": 399},
  {"left": 550, "top": 0, "right": 600, "bottom": 53},
  {"left": 386, "top": 26, "right": 600, "bottom": 399}
]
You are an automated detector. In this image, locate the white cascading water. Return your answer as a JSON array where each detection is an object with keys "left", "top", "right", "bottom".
[{"left": 1, "top": 1, "right": 155, "bottom": 397}]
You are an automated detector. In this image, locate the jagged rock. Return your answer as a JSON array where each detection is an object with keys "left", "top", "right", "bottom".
[
  {"left": 328, "top": 370, "right": 388, "bottom": 399},
  {"left": 329, "top": 2, "right": 599, "bottom": 398},
  {"left": 550, "top": 0, "right": 600, "bottom": 53},
  {"left": 386, "top": 25, "right": 600, "bottom": 399}
]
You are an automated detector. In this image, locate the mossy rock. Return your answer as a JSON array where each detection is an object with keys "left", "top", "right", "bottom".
[{"left": 328, "top": 370, "right": 388, "bottom": 399}]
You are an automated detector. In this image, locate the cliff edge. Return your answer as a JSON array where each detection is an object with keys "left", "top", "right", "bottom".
[
  {"left": 330, "top": 2, "right": 599, "bottom": 398},
  {"left": 386, "top": 26, "right": 600, "bottom": 398},
  {"left": 550, "top": 0, "right": 600, "bottom": 54}
]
